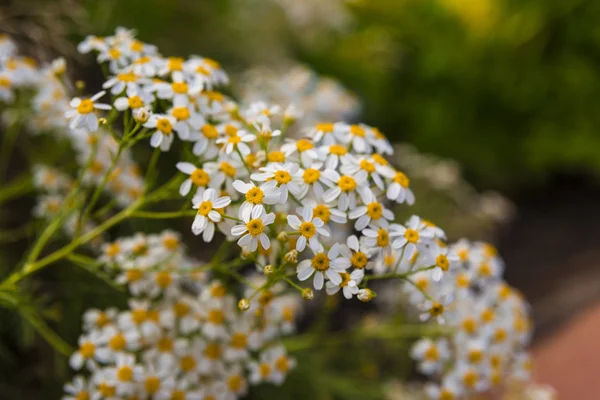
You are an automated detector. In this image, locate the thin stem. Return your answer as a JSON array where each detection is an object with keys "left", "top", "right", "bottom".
[
  {"left": 131, "top": 209, "right": 196, "bottom": 219},
  {"left": 235, "top": 147, "right": 253, "bottom": 175},
  {"left": 0, "top": 174, "right": 33, "bottom": 205},
  {"left": 222, "top": 214, "right": 242, "bottom": 222},
  {"left": 144, "top": 147, "right": 161, "bottom": 193}
]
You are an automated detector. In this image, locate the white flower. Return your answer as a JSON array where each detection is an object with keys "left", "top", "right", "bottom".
[
  {"left": 168, "top": 98, "right": 205, "bottom": 140},
  {"left": 69, "top": 330, "right": 107, "bottom": 371},
  {"left": 347, "top": 190, "right": 394, "bottom": 231},
  {"left": 232, "top": 179, "right": 280, "bottom": 221},
  {"left": 281, "top": 138, "right": 318, "bottom": 167},
  {"left": 231, "top": 207, "right": 275, "bottom": 252},
  {"left": 216, "top": 128, "right": 256, "bottom": 156},
  {"left": 104, "top": 353, "right": 143, "bottom": 396},
  {"left": 65, "top": 91, "right": 110, "bottom": 132},
  {"left": 338, "top": 235, "right": 370, "bottom": 270},
  {"left": 144, "top": 114, "right": 178, "bottom": 151},
  {"left": 384, "top": 168, "right": 415, "bottom": 205},
  {"left": 63, "top": 376, "right": 94, "bottom": 400},
  {"left": 192, "top": 188, "right": 231, "bottom": 242},
  {"left": 251, "top": 162, "right": 302, "bottom": 203},
  {"left": 287, "top": 206, "right": 330, "bottom": 252},
  {"left": 321, "top": 169, "right": 371, "bottom": 211},
  {"left": 390, "top": 216, "right": 436, "bottom": 259},
  {"left": 325, "top": 268, "right": 364, "bottom": 299},
  {"left": 113, "top": 87, "right": 153, "bottom": 111},
  {"left": 335, "top": 123, "right": 371, "bottom": 153},
  {"left": 191, "top": 123, "right": 220, "bottom": 158},
  {"left": 411, "top": 338, "right": 451, "bottom": 375},
  {"left": 296, "top": 244, "right": 350, "bottom": 290}
]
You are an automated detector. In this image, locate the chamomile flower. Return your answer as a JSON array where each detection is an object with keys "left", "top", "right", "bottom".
[
  {"left": 321, "top": 169, "right": 370, "bottom": 211},
  {"left": 287, "top": 206, "right": 329, "bottom": 252},
  {"left": 325, "top": 268, "right": 364, "bottom": 299},
  {"left": 348, "top": 190, "right": 394, "bottom": 231},
  {"left": 217, "top": 128, "right": 256, "bottom": 156},
  {"left": 65, "top": 91, "right": 110, "bottom": 132},
  {"left": 69, "top": 330, "right": 108, "bottom": 371},
  {"left": 144, "top": 114, "right": 178, "bottom": 151},
  {"left": 251, "top": 162, "right": 302, "bottom": 203},
  {"left": 296, "top": 245, "right": 350, "bottom": 290},
  {"left": 232, "top": 180, "right": 280, "bottom": 221},
  {"left": 63, "top": 376, "right": 94, "bottom": 400},
  {"left": 411, "top": 338, "right": 451, "bottom": 375},
  {"left": 390, "top": 216, "right": 436, "bottom": 259},
  {"left": 191, "top": 188, "right": 231, "bottom": 241},
  {"left": 281, "top": 138, "right": 318, "bottom": 167},
  {"left": 231, "top": 207, "right": 276, "bottom": 252},
  {"left": 191, "top": 123, "right": 220, "bottom": 158},
  {"left": 338, "top": 235, "right": 370, "bottom": 270},
  {"left": 384, "top": 168, "right": 415, "bottom": 205}
]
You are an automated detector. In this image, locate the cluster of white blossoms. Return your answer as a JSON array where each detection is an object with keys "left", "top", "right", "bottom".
[
  {"left": 0, "top": 28, "right": 537, "bottom": 400},
  {"left": 408, "top": 240, "right": 533, "bottom": 398},
  {"left": 238, "top": 64, "right": 360, "bottom": 127},
  {"left": 66, "top": 231, "right": 300, "bottom": 400}
]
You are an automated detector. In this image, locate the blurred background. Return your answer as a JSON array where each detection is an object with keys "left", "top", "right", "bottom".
[{"left": 2, "top": 0, "right": 600, "bottom": 398}]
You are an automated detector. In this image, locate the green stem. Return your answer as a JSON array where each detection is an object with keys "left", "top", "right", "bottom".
[
  {"left": 130, "top": 209, "right": 196, "bottom": 219},
  {"left": 0, "top": 175, "right": 34, "bottom": 205}
]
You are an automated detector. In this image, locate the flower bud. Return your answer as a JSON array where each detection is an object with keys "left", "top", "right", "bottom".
[
  {"left": 238, "top": 299, "right": 250, "bottom": 311},
  {"left": 284, "top": 250, "right": 298, "bottom": 264},
  {"left": 98, "top": 117, "right": 108, "bottom": 125},
  {"left": 358, "top": 288, "right": 376, "bottom": 303},
  {"left": 263, "top": 264, "right": 275, "bottom": 276},
  {"left": 75, "top": 80, "right": 85, "bottom": 90},
  {"left": 133, "top": 107, "right": 150, "bottom": 123},
  {"left": 277, "top": 232, "right": 288, "bottom": 242},
  {"left": 301, "top": 288, "right": 314, "bottom": 300}
]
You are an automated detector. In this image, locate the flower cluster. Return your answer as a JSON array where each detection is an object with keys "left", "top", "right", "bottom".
[
  {"left": 0, "top": 28, "right": 537, "bottom": 399},
  {"left": 66, "top": 231, "right": 300, "bottom": 400},
  {"left": 409, "top": 240, "right": 533, "bottom": 399}
]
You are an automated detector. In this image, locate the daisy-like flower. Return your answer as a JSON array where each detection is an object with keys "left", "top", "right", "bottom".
[
  {"left": 340, "top": 155, "right": 386, "bottom": 191},
  {"left": 335, "top": 123, "right": 371, "bottom": 153},
  {"left": 296, "top": 163, "right": 335, "bottom": 199},
  {"left": 411, "top": 338, "right": 451, "bottom": 375},
  {"left": 338, "top": 235, "right": 370, "bottom": 270},
  {"left": 176, "top": 162, "right": 211, "bottom": 196},
  {"left": 191, "top": 188, "right": 231, "bottom": 242},
  {"left": 287, "top": 206, "right": 330, "bottom": 252},
  {"left": 154, "top": 71, "right": 201, "bottom": 103},
  {"left": 102, "top": 69, "right": 148, "bottom": 95},
  {"left": 191, "top": 123, "right": 220, "bottom": 158},
  {"left": 63, "top": 376, "right": 94, "bottom": 400},
  {"left": 217, "top": 127, "right": 256, "bottom": 156},
  {"left": 348, "top": 190, "right": 394, "bottom": 231},
  {"left": 300, "top": 199, "right": 347, "bottom": 225},
  {"left": 318, "top": 142, "right": 351, "bottom": 170},
  {"left": 113, "top": 87, "right": 153, "bottom": 112},
  {"left": 168, "top": 97, "right": 205, "bottom": 141},
  {"left": 144, "top": 114, "right": 178, "bottom": 151},
  {"left": 361, "top": 225, "right": 394, "bottom": 257},
  {"left": 324, "top": 168, "right": 372, "bottom": 210},
  {"left": 384, "top": 168, "right": 415, "bottom": 205},
  {"left": 69, "top": 330, "right": 108, "bottom": 371},
  {"left": 296, "top": 244, "right": 350, "bottom": 290},
  {"left": 281, "top": 138, "right": 318, "bottom": 167},
  {"left": 325, "top": 268, "right": 364, "bottom": 299},
  {"left": 251, "top": 162, "right": 302, "bottom": 203},
  {"left": 232, "top": 179, "right": 280, "bottom": 221},
  {"left": 65, "top": 91, "right": 110, "bottom": 132},
  {"left": 390, "top": 216, "right": 437, "bottom": 259},
  {"left": 419, "top": 293, "right": 453, "bottom": 324},
  {"left": 231, "top": 207, "right": 276, "bottom": 252},
  {"left": 104, "top": 353, "right": 143, "bottom": 396},
  {"left": 307, "top": 122, "right": 338, "bottom": 145}
]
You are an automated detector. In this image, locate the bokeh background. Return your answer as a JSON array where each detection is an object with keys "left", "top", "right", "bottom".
[{"left": 2, "top": 0, "right": 600, "bottom": 398}]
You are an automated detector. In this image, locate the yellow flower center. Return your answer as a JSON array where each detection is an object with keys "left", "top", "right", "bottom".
[
  {"left": 259, "top": 362, "right": 271, "bottom": 377},
  {"left": 425, "top": 346, "right": 439, "bottom": 361},
  {"left": 171, "top": 390, "right": 186, "bottom": 400},
  {"left": 316, "top": 122, "right": 334, "bottom": 132},
  {"left": 478, "top": 263, "right": 492, "bottom": 277},
  {"left": 79, "top": 341, "right": 95, "bottom": 358},
  {"left": 462, "top": 318, "right": 477, "bottom": 334},
  {"left": 429, "top": 302, "right": 444, "bottom": 317},
  {"left": 0, "top": 77, "right": 11, "bottom": 88},
  {"left": 162, "top": 235, "right": 180, "bottom": 250},
  {"left": 135, "top": 56, "right": 151, "bottom": 64},
  {"left": 275, "top": 356, "right": 290, "bottom": 372},
  {"left": 228, "top": 135, "right": 242, "bottom": 144},
  {"left": 99, "top": 383, "right": 116, "bottom": 397},
  {"left": 128, "top": 96, "right": 143, "bottom": 108},
  {"left": 75, "top": 392, "right": 90, "bottom": 400},
  {"left": 416, "top": 277, "right": 429, "bottom": 290},
  {"left": 171, "top": 82, "right": 188, "bottom": 94},
  {"left": 311, "top": 253, "right": 330, "bottom": 271},
  {"left": 456, "top": 273, "right": 470, "bottom": 288},
  {"left": 404, "top": 229, "right": 419, "bottom": 243},
  {"left": 205, "top": 91, "right": 224, "bottom": 102},
  {"left": 351, "top": 252, "right": 368, "bottom": 269},
  {"left": 77, "top": 99, "right": 94, "bottom": 114},
  {"left": 168, "top": 57, "right": 184, "bottom": 71},
  {"left": 337, "top": 176, "right": 356, "bottom": 192},
  {"left": 270, "top": 170, "right": 290, "bottom": 185},
  {"left": 462, "top": 370, "right": 478, "bottom": 388},
  {"left": 201, "top": 124, "right": 219, "bottom": 139},
  {"left": 303, "top": 168, "right": 320, "bottom": 184},
  {"left": 131, "top": 309, "right": 147, "bottom": 324},
  {"left": 95, "top": 312, "right": 110, "bottom": 327},
  {"left": 376, "top": 229, "right": 389, "bottom": 247},
  {"left": 204, "top": 343, "right": 222, "bottom": 359},
  {"left": 440, "top": 389, "right": 455, "bottom": 400},
  {"left": 313, "top": 205, "right": 330, "bottom": 223},
  {"left": 246, "top": 218, "right": 265, "bottom": 236},
  {"left": 245, "top": 187, "right": 264, "bottom": 204},
  {"left": 359, "top": 159, "right": 375, "bottom": 173},
  {"left": 267, "top": 151, "right": 285, "bottom": 163},
  {"left": 144, "top": 376, "right": 161, "bottom": 394},
  {"left": 299, "top": 221, "right": 317, "bottom": 238},
  {"left": 117, "top": 366, "right": 133, "bottom": 381},
  {"left": 220, "top": 161, "right": 236, "bottom": 177},
  {"left": 366, "top": 202, "right": 383, "bottom": 219},
  {"left": 190, "top": 168, "right": 210, "bottom": 186},
  {"left": 296, "top": 139, "right": 314, "bottom": 152},
  {"left": 436, "top": 254, "right": 449, "bottom": 271},
  {"left": 468, "top": 349, "right": 483, "bottom": 364},
  {"left": 207, "top": 309, "right": 225, "bottom": 324},
  {"left": 372, "top": 154, "right": 388, "bottom": 166},
  {"left": 494, "top": 328, "right": 507, "bottom": 343},
  {"left": 210, "top": 284, "right": 226, "bottom": 297},
  {"left": 171, "top": 107, "right": 190, "bottom": 120},
  {"left": 393, "top": 172, "right": 410, "bottom": 188},
  {"left": 106, "top": 242, "right": 120, "bottom": 257},
  {"left": 156, "top": 118, "right": 173, "bottom": 134},
  {"left": 130, "top": 40, "right": 144, "bottom": 52},
  {"left": 350, "top": 125, "right": 365, "bottom": 137},
  {"left": 197, "top": 201, "right": 213, "bottom": 216},
  {"left": 157, "top": 336, "right": 173, "bottom": 352},
  {"left": 230, "top": 332, "right": 248, "bottom": 349},
  {"left": 173, "top": 302, "right": 190, "bottom": 317},
  {"left": 179, "top": 356, "right": 196, "bottom": 372},
  {"left": 108, "top": 48, "right": 121, "bottom": 59},
  {"left": 155, "top": 271, "right": 172, "bottom": 288},
  {"left": 117, "top": 72, "right": 137, "bottom": 82},
  {"left": 329, "top": 144, "right": 347, "bottom": 156},
  {"left": 481, "top": 308, "right": 495, "bottom": 323},
  {"left": 227, "top": 374, "right": 243, "bottom": 392},
  {"left": 282, "top": 306, "right": 295, "bottom": 322},
  {"left": 109, "top": 333, "right": 126, "bottom": 351},
  {"left": 339, "top": 272, "right": 351, "bottom": 287}
]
